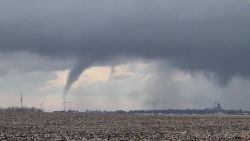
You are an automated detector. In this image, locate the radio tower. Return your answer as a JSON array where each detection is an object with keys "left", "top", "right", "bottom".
[
  {"left": 20, "top": 91, "right": 23, "bottom": 109},
  {"left": 63, "top": 95, "right": 70, "bottom": 112}
]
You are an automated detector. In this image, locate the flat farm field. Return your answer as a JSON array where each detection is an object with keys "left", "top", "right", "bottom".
[{"left": 0, "top": 112, "right": 250, "bottom": 140}]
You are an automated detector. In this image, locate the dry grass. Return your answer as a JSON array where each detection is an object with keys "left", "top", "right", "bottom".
[{"left": 0, "top": 112, "right": 250, "bottom": 140}]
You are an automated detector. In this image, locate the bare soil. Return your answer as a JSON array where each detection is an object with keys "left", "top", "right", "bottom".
[{"left": 0, "top": 112, "right": 250, "bottom": 140}]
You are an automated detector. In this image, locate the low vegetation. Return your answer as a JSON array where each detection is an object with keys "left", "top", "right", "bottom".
[{"left": 0, "top": 107, "right": 43, "bottom": 113}]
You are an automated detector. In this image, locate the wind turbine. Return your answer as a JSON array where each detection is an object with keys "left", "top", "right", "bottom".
[{"left": 20, "top": 91, "right": 23, "bottom": 109}]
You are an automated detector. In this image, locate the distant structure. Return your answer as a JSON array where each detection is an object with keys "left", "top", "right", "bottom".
[
  {"left": 20, "top": 91, "right": 23, "bottom": 109},
  {"left": 128, "top": 101, "right": 250, "bottom": 115},
  {"left": 40, "top": 103, "right": 45, "bottom": 111},
  {"left": 214, "top": 101, "right": 222, "bottom": 112},
  {"left": 63, "top": 96, "right": 70, "bottom": 112}
]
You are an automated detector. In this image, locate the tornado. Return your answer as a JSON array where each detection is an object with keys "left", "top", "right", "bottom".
[{"left": 63, "top": 58, "right": 91, "bottom": 96}]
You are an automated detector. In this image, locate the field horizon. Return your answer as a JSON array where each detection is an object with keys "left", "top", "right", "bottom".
[{"left": 0, "top": 112, "right": 250, "bottom": 140}]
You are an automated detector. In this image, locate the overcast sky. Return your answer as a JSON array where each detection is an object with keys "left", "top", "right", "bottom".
[{"left": 0, "top": 0, "right": 250, "bottom": 111}]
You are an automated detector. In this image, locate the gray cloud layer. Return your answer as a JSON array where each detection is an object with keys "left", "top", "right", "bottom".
[{"left": 0, "top": 0, "right": 250, "bottom": 92}]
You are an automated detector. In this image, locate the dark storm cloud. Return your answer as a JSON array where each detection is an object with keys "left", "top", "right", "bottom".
[{"left": 0, "top": 0, "right": 250, "bottom": 92}]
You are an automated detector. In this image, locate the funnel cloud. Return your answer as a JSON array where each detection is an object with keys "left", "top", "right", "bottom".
[{"left": 63, "top": 58, "right": 92, "bottom": 96}]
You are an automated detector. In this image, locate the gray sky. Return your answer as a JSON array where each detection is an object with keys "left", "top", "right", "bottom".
[{"left": 0, "top": 0, "right": 250, "bottom": 111}]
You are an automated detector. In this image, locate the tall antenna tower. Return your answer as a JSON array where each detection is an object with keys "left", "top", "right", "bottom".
[
  {"left": 63, "top": 95, "right": 70, "bottom": 112},
  {"left": 20, "top": 91, "right": 23, "bottom": 109}
]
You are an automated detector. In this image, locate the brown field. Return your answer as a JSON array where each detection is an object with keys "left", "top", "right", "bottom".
[{"left": 0, "top": 112, "right": 250, "bottom": 141}]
